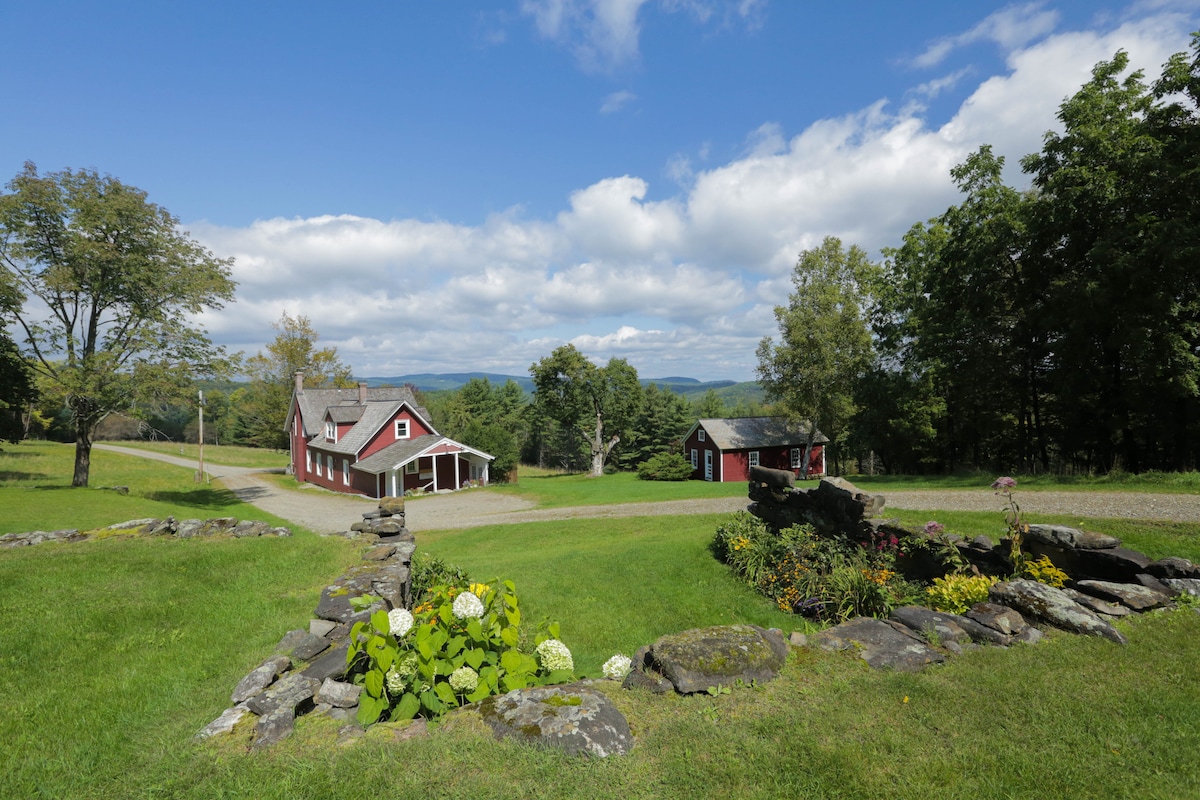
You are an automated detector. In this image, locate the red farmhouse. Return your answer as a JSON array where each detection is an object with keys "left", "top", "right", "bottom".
[
  {"left": 286, "top": 373, "right": 493, "bottom": 498},
  {"left": 683, "top": 417, "right": 827, "bottom": 482}
]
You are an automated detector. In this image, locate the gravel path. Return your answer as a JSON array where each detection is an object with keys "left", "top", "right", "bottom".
[{"left": 95, "top": 444, "right": 1200, "bottom": 533}]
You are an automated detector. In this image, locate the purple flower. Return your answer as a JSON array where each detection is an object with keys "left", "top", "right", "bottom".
[
  {"left": 923, "top": 521, "right": 945, "bottom": 536},
  {"left": 991, "top": 476, "right": 1017, "bottom": 494}
]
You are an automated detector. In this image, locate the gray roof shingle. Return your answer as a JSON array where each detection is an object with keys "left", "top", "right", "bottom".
[{"left": 698, "top": 416, "right": 827, "bottom": 450}]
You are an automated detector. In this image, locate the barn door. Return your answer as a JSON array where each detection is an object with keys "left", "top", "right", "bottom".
[{"left": 704, "top": 450, "right": 713, "bottom": 481}]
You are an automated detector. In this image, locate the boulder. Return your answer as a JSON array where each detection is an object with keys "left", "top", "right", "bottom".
[
  {"left": 175, "top": 519, "right": 204, "bottom": 538},
  {"left": 479, "top": 685, "right": 633, "bottom": 758},
  {"left": 989, "top": 580, "right": 1127, "bottom": 644},
  {"left": 315, "top": 678, "right": 362, "bottom": 709},
  {"left": 196, "top": 704, "right": 250, "bottom": 740},
  {"left": 1026, "top": 544, "right": 1151, "bottom": 584},
  {"left": 1163, "top": 578, "right": 1200, "bottom": 598},
  {"left": 642, "top": 624, "right": 789, "bottom": 694},
  {"left": 889, "top": 606, "right": 973, "bottom": 645},
  {"left": 232, "top": 520, "right": 274, "bottom": 537},
  {"left": 245, "top": 672, "right": 318, "bottom": 716},
  {"left": 1064, "top": 588, "right": 1133, "bottom": 618},
  {"left": 1146, "top": 557, "right": 1200, "bottom": 579},
  {"left": 1074, "top": 580, "right": 1171, "bottom": 611},
  {"left": 965, "top": 602, "right": 1029, "bottom": 637},
  {"left": 301, "top": 643, "right": 351, "bottom": 682},
  {"left": 231, "top": 655, "right": 291, "bottom": 704},
  {"left": 749, "top": 465, "right": 795, "bottom": 490},
  {"left": 1024, "top": 524, "right": 1120, "bottom": 550},
  {"left": 292, "top": 633, "right": 333, "bottom": 661},
  {"left": 378, "top": 496, "right": 406, "bottom": 516},
  {"left": 809, "top": 617, "right": 945, "bottom": 671}
]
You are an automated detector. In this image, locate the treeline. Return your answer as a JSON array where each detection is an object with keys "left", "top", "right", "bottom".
[{"left": 850, "top": 41, "right": 1200, "bottom": 474}]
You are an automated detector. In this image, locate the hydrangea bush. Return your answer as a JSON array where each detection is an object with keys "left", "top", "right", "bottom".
[{"left": 346, "top": 579, "right": 574, "bottom": 725}]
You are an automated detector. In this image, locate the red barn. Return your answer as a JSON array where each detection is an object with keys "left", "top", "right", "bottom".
[
  {"left": 682, "top": 417, "right": 827, "bottom": 482},
  {"left": 285, "top": 373, "right": 493, "bottom": 498}
]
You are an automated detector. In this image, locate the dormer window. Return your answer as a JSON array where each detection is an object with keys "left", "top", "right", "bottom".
[
  {"left": 325, "top": 420, "right": 335, "bottom": 442},
  {"left": 698, "top": 429, "right": 706, "bottom": 442},
  {"left": 394, "top": 419, "right": 409, "bottom": 440}
]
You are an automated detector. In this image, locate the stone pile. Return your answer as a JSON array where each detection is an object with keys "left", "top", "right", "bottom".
[
  {"left": 199, "top": 498, "right": 415, "bottom": 748},
  {"left": 748, "top": 472, "right": 1200, "bottom": 671},
  {"left": 0, "top": 516, "right": 292, "bottom": 548}
]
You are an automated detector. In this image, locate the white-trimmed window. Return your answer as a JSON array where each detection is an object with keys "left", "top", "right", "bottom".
[
  {"left": 405, "top": 460, "right": 419, "bottom": 474},
  {"left": 698, "top": 429, "right": 706, "bottom": 442},
  {"left": 327, "top": 455, "right": 334, "bottom": 478},
  {"left": 791, "top": 448, "right": 803, "bottom": 469},
  {"left": 325, "top": 420, "right": 335, "bottom": 441},
  {"left": 394, "top": 419, "right": 410, "bottom": 440},
  {"left": 748, "top": 451, "right": 760, "bottom": 468},
  {"left": 306, "top": 450, "right": 311, "bottom": 473},
  {"left": 690, "top": 449, "right": 698, "bottom": 469},
  {"left": 315, "top": 453, "right": 322, "bottom": 476},
  {"left": 342, "top": 459, "right": 350, "bottom": 485}
]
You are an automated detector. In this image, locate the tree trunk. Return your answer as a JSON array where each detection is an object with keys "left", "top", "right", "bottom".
[{"left": 72, "top": 422, "right": 92, "bottom": 487}]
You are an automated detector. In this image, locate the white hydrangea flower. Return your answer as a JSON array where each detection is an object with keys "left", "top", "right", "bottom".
[
  {"left": 451, "top": 591, "right": 485, "bottom": 620},
  {"left": 448, "top": 665, "right": 479, "bottom": 694},
  {"left": 602, "top": 654, "right": 632, "bottom": 681},
  {"left": 385, "top": 667, "right": 406, "bottom": 694},
  {"left": 394, "top": 651, "right": 418, "bottom": 679},
  {"left": 387, "top": 608, "right": 414, "bottom": 638},
  {"left": 535, "top": 638, "right": 574, "bottom": 672}
]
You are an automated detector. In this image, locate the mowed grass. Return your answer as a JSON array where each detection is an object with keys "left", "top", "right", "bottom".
[
  {"left": 850, "top": 470, "right": 1200, "bottom": 494},
  {"left": 3, "top": 443, "right": 1199, "bottom": 798},
  {"left": 493, "top": 468, "right": 748, "bottom": 508},
  {"left": 0, "top": 440, "right": 295, "bottom": 534},
  {"left": 99, "top": 439, "right": 290, "bottom": 469}
]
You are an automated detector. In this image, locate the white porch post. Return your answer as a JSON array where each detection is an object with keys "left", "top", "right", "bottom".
[
  {"left": 433, "top": 455, "right": 439, "bottom": 491},
  {"left": 454, "top": 451, "right": 460, "bottom": 489}
]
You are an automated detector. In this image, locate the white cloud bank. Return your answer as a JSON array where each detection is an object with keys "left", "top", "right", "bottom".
[{"left": 192, "top": 6, "right": 1198, "bottom": 382}]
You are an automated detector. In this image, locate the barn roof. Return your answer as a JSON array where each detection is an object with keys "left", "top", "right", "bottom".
[{"left": 694, "top": 416, "right": 828, "bottom": 450}]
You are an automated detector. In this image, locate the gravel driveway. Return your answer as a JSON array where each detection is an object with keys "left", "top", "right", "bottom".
[{"left": 96, "top": 444, "right": 1200, "bottom": 534}]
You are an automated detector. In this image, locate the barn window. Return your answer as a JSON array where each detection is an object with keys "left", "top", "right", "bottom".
[
  {"left": 791, "top": 448, "right": 802, "bottom": 469},
  {"left": 395, "top": 419, "right": 410, "bottom": 439},
  {"left": 748, "top": 451, "right": 759, "bottom": 468},
  {"left": 690, "top": 449, "right": 698, "bottom": 469},
  {"left": 698, "top": 429, "right": 706, "bottom": 442},
  {"left": 315, "top": 454, "right": 322, "bottom": 476},
  {"left": 325, "top": 420, "right": 335, "bottom": 441},
  {"left": 327, "top": 455, "right": 333, "bottom": 477},
  {"left": 405, "top": 461, "right": 418, "bottom": 474},
  {"left": 342, "top": 459, "right": 350, "bottom": 485}
]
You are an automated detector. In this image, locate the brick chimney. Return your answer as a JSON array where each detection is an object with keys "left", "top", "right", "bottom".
[
  {"left": 294, "top": 371, "right": 304, "bottom": 394},
  {"left": 358, "top": 381, "right": 368, "bottom": 405}
]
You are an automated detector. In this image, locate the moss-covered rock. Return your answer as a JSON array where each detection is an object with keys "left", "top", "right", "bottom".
[{"left": 640, "top": 624, "right": 788, "bottom": 694}]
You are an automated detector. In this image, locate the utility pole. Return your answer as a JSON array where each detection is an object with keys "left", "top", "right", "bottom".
[{"left": 197, "top": 389, "right": 206, "bottom": 483}]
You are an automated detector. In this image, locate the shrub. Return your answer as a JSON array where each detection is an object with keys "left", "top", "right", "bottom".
[
  {"left": 410, "top": 553, "right": 471, "bottom": 606},
  {"left": 925, "top": 574, "right": 998, "bottom": 615},
  {"left": 637, "top": 452, "right": 694, "bottom": 481},
  {"left": 1021, "top": 554, "right": 1069, "bottom": 588},
  {"left": 346, "top": 580, "right": 574, "bottom": 726}
]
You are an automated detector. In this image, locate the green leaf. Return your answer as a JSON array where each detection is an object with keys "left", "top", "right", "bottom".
[
  {"left": 464, "top": 648, "right": 485, "bottom": 670},
  {"left": 505, "top": 607, "right": 521, "bottom": 628},
  {"left": 466, "top": 617, "right": 484, "bottom": 642},
  {"left": 371, "top": 609, "right": 390, "bottom": 634},
  {"left": 393, "top": 692, "right": 420, "bottom": 722},
  {"left": 500, "top": 627, "right": 519, "bottom": 647},
  {"left": 541, "top": 668, "right": 574, "bottom": 685},
  {"left": 466, "top": 684, "right": 492, "bottom": 704},
  {"left": 434, "top": 681, "right": 458, "bottom": 707},
  {"left": 356, "top": 694, "right": 387, "bottom": 725},
  {"left": 364, "top": 669, "right": 384, "bottom": 699},
  {"left": 502, "top": 673, "right": 528, "bottom": 692},
  {"left": 420, "top": 689, "right": 443, "bottom": 714},
  {"left": 445, "top": 635, "right": 466, "bottom": 658}
]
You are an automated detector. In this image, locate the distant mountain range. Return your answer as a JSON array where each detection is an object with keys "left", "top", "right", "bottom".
[{"left": 360, "top": 372, "right": 763, "bottom": 402}]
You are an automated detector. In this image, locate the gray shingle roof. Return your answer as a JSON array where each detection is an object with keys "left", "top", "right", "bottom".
[
  {"left": 326, "top": 406, "right": 365, "bottom": 424},
  {"left": 697, "top": 416, "right": 828, "bottom": 450},
  {"left": 289, "top": 386, "right": 431, "bottom": 438},
  {"left": 319, "top": 401, "right": 407, "bottom": 455},
  {"left": 352, "top": 435, "right": 494, "bottom": 475}
]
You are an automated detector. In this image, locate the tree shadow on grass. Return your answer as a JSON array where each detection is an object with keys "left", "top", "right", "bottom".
[
  {"left": 0, "top": 471, "right": 51, "bottom": 481},
  {"left": 146, "top": 488, "right": 244, "bottom": 510}
]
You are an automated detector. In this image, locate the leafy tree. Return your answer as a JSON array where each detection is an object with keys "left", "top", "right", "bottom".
[
  {"left": 0, "top": 163, "right": 236, "bottom": 485},
  {"left": 529, "top": 344, "right": 642, "bottom": 476},
  {"left": 626, "top": 382, "right": 693, "bottom": 465},
  {"left": 235, "top": 312, "right": 353, "bottom": 449},
  {"left": 1022, "top": 47, "right": 1200, "bottom": 471},
  {"left": 757, "top": 237, "right": 879, "bottom": 475},
  {"left": 692, "top": 388, "right": 726, "bottom": 419},
  {"left": 437, "top": 377, "right": 526, "bottom": 480}
]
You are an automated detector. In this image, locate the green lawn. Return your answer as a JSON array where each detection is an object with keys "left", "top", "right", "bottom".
[
  {"left": 3, "top": 442, "right": 1199, "bottom": 798},
  {"left": 0, "top": 440, "right": 298, "bottom": 534},
  {"left": 849, "top": 470, "right": 1200, "bottom": 494},
  {"left": 493, "top": 468, "right": 751, "bottom": 507},
  {"left": 98, "top": 439, "right": 290, "bottom": 469}
]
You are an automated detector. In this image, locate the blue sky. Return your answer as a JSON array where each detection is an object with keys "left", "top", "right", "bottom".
[{"left": 4, "top": 1, "right": 1199, "bottom": 382}]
